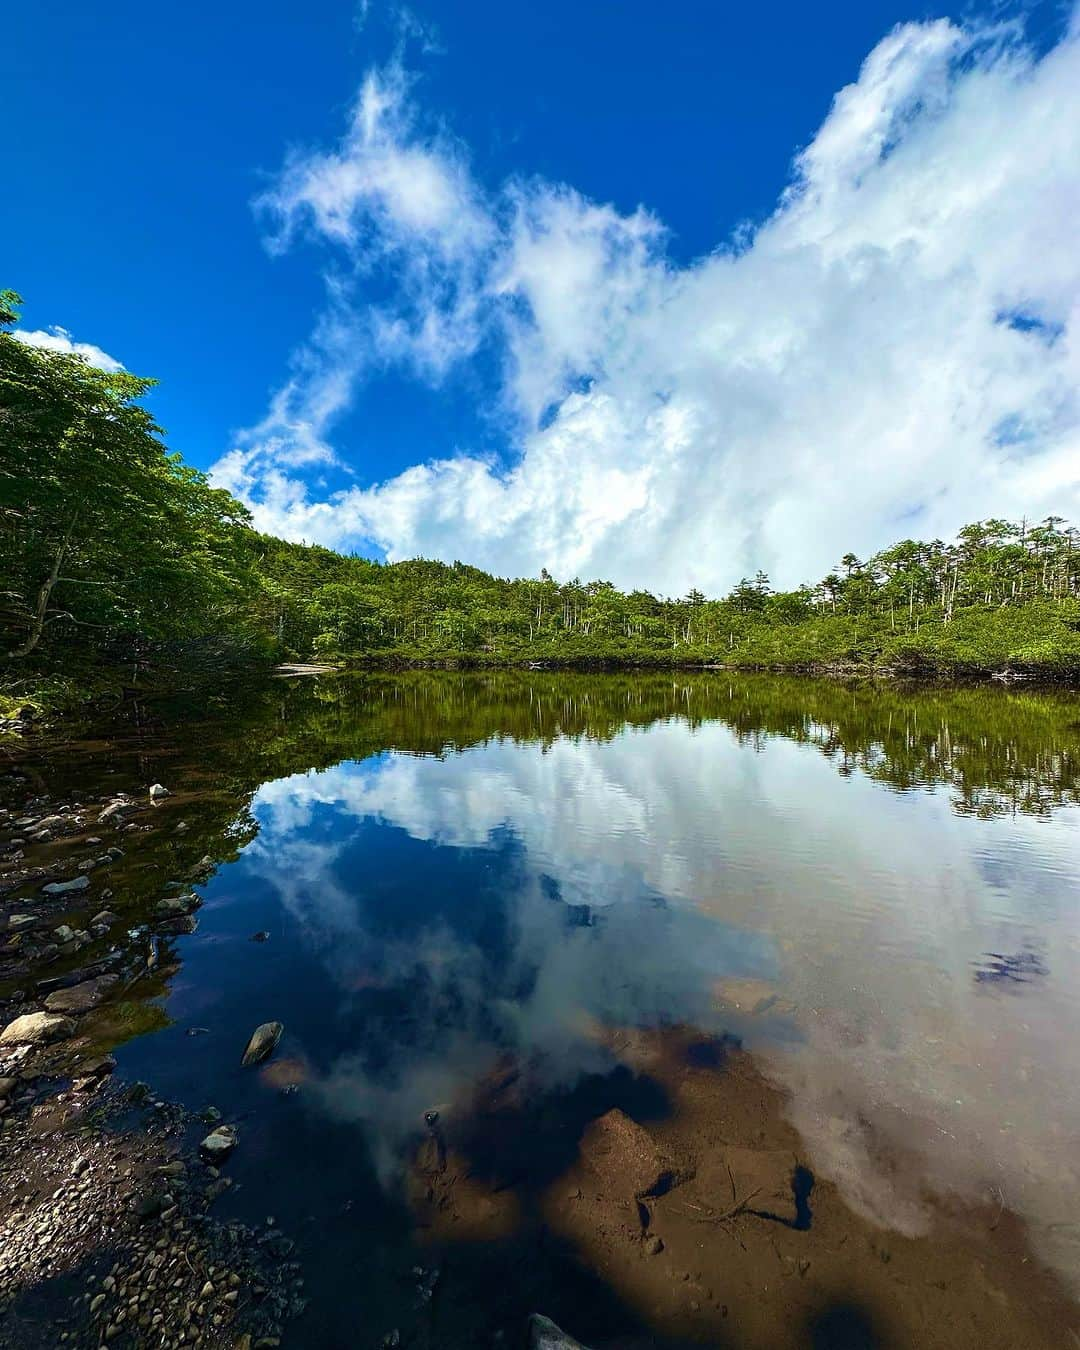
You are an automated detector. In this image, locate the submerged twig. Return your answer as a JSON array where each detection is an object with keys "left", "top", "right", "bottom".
[{"left": 692, "top": 1186, "right": 763, "bottom": 1225}]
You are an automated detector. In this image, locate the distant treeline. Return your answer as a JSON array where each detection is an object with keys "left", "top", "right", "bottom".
[{"left": 3, "top": 287, "right": 1080, "bottom": 709}]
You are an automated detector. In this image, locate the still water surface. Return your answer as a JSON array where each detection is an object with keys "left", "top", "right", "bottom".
[{"left": 26, "top": 674, "right": 1080, "bottom": 1344}]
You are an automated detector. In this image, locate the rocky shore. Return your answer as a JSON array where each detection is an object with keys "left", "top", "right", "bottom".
[
  {"left": 0, "top": 1073, "right": 304, "bottom": 1350},
  {"left": 0, "top": 766, "right": 306, "bottom": 1349}
]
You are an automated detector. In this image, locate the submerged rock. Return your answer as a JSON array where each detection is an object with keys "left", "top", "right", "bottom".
[
  {"left": 158, "top": 915, "right": 199, "bottom": 936},
  {"left": 43, "top": 973, "right": 120, "bottom": 1014},
  {"left": 200, "top": 1124, "right": 238, "bottom": 1163},
  {"left": 98, "top": 799, "right": 135, "bottom": 822},
  {"left": 578, "top": 1108, "right": 694, "bottom": 1199},
  {"left": 0, "top": 1011, "right": 77, "bottom": 1046},
  {"left": 241, "top": 1021, "right": 284, "bottom": 1067},
  {"left": 529, "top": 1314, "right": 592, "bottom": 1350},
  {"left": 149, "top": 783, "right": 171, "bottom": 799},
  {"left": 41, "top": 875, "right": 90, "bottom": 895},
  {"left": 154, "top": 893, "right": 201, "bottom": 917}
]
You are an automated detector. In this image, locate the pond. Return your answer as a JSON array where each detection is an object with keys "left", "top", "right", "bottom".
[{"left": 3, "top": 671, "right": 1080, "bottom": 1349}]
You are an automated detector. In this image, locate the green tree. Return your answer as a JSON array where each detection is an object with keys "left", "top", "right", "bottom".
[{"left": 0, "top": 291, "right": 255, "bottom": 661}]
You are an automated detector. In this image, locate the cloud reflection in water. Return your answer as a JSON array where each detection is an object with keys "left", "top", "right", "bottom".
[{"left": 244, "top": 719, "right": 1080, "bottom": 1284}]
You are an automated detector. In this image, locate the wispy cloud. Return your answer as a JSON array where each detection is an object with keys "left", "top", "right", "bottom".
[
  {"left": 14, "top": 326, "right": 124, "bottom": 373},
  {"left": 214, "top": 11, "right": 1080, "bottom": 591}
]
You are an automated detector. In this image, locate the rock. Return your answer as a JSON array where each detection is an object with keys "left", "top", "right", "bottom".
[
  {"left": 44, "top": 974, "right": 120, "bottom": 1014},
  {"left": 76, "top": 1054, "right": 116, "bottom": 1079},
  {"left": 578, "top": 1109, "right": 694, "bottom": 1199},
  {"left": 0, "top": 1011, "right": 77, "bottom": 1046},
  {"left": 154, "top": 893, "right": 201, "bottom": 917},
  {"left": 157, "top": 915, "right": 199, "bottom": 935},
  {"left": 149, "top": 784, "right": 171, "bottom": 799},
  {"left": 7, "top": 914, "right": 39, "bottom": 932},
  {"left": 241, "top": 1021, "right": 283, "bottom": 1067},
  {"left": 529, "top": 1314, "right": 592, "bottom": 1350},
  {"left": 133, "top": 1193, "right": 166, "bottom": 1222},
  {"left": 720, "top": 1146, "right": 801, "bottom": 1225},
  {"left": 42, "top": 876, "right": 90, "bottom": 895},
  {"left": 0, "top": 1077, "right": 17, "bottom": 1099},
  {"left": 99, "top": 800, "right": 134, "bottom": 822},
  {"left": 645, "top": 1235, "right": 664, "bottom": 1255},
  {"left": 90, "top": 910, "right": 120, "bottom": 928},
  {"left": 200, "top": 1125, "right": 238, "bottom": 1164},
  {"left": 249, "top": 931, "right": 270, "bottom": 943}
]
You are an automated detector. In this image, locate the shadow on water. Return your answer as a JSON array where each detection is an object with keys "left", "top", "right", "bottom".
[
  {"left": 749, "top": 1162, "right": 815, "bottom": 1231},
  {"left": 453, "top": 1062, "right": 672, "bottom": 1195},
  {"left": 807, "top": 1303, "right": 892, "bottom": 1350}
]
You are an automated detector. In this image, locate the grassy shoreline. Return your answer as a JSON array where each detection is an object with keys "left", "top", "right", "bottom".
[{"left": 4, "top": 650, "right": 1078, "bottom": 731}]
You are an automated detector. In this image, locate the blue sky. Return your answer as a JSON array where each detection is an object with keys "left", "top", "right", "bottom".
[{"left": 5, "top": 1, "right": 1079, "bottom": 591}]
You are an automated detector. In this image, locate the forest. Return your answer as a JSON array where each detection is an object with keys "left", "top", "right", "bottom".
[{"left": 3, "top": 287, "right": 1080, "bottom": 712}]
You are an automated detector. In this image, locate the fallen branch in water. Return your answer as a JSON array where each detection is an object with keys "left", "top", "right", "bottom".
[{"left": 692, "top": 1186, "right": 763, "bottom": 1225}]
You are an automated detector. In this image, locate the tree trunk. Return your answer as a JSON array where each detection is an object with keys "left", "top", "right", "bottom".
[{"left": 6, "top": 514, "right": 78, "bottom": 659}]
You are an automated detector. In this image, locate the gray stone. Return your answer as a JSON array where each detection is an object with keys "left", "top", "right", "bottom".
[
  {"left": 42, "top": 876, "right": 90, "bottom": 896},
  {"left": 199, "top": 1125, "right": 237, "bottom": 1164},
  {"left": 99, "top": 800, "right": 135, "bottom": 822},
  {"left": 76, "top": 1054, "right": 116, "bottom": 1079},
  {"left": 0, "top": 1012, "right": 77, "bottom": 1046},
  {"left": 7, "top": 914, "right": 39, "bottom": 932},
  {"left": 154, "top": 893, "right": 201, "bottom": 917},
  {"left": 241, "top": 1021, "right": 283, "bottom": 1067},
  {"left": 529, "top": 1315, "right": 592, "bottom": 1350},
  {"left": 148, "top": 784, "right": 171, "bottom": 800},
  {"left": 44, "top": 974, "right": 119, "bottom": 1014},
  {"left": 90, "top": 910, "right": 120, "bottom": 928}
]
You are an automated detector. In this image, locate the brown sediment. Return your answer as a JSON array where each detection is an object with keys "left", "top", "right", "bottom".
[{"left": 407, "top": 1026, "right": 1080, "bottom": 1349}]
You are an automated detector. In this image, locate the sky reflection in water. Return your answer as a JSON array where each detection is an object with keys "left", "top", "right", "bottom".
[
  {"left": 209, "top": 696, "right": 1080, "bottom": 1287},
  {"left": 104, "top": 675, "right": 1080, "bottom": 1302}
]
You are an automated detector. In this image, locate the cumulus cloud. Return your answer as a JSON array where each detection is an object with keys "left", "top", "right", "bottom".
[
  {"left": 214, "top": 12, "right": 1080, "bottom": 592},
  {"left": 13, "top": 325, "right": 124, "bottom": 372}
]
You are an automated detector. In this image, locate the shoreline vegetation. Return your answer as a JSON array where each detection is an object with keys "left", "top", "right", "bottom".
[{"left": 4, "top": 285, "right": 1080, "bottom": 721}]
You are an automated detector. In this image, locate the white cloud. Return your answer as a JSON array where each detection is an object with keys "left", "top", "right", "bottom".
[
  {"left": 216, "top": 12, "right": 1080, "bottom": 591},
  {"left": 13, "top": 326, "right": 124, "bottom": 373}
]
